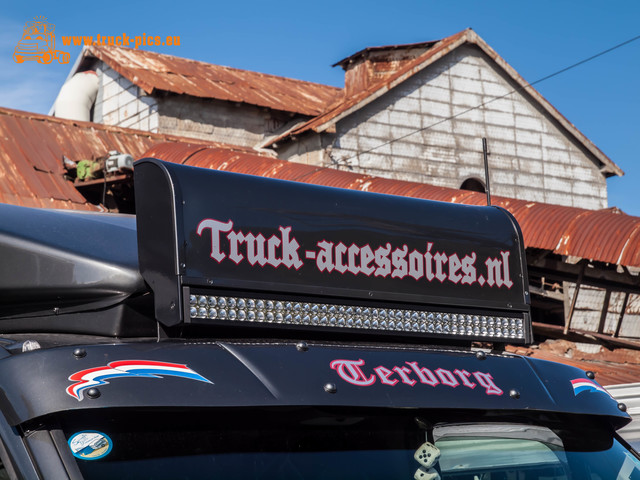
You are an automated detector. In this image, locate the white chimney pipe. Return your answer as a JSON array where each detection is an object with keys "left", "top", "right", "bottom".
[{"left": 53, "top": 70, "right": 99, "bottom": 122}]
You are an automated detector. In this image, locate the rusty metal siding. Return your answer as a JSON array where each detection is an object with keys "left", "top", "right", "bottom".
[
  {"left": 344, "top": 61, "right": 373, "bottom": 97},
  {"left": 87, "top": 46, "right": 343, "bottom": 117}
]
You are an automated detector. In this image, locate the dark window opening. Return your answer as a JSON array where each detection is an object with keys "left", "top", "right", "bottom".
[{"left": 460, "top": 178, "right": 486, "bottom": 193}]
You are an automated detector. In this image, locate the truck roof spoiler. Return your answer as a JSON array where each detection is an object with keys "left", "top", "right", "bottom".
[{"left": 135, "top": 159, "right": 532, "bottom": 345}]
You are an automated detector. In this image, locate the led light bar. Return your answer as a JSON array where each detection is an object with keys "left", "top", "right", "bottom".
[{"left": 188, "top": 295, "right": 525, "bottom": 340}]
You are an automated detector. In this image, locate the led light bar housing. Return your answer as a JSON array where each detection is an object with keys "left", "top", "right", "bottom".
[
  {"left": 187, "top": 294, "right": 526, "bottom": 341},
  {"left": 134, "top": 159, "right": 532, "bottom": 344}
]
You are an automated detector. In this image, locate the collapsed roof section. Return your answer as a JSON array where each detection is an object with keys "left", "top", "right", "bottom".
[{"left": 0, "top": 106, "right": 262, "bottom": 210}]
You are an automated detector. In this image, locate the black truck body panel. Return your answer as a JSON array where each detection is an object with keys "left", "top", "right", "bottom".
[{"left": 0, "top": 340, "right": 627, "bottom": 428}]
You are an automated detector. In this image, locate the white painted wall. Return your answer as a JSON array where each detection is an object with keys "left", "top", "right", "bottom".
[
  {"left": 93, "top": 62, "right": 159, "bottom": 133},
  {"left": 282, "top": 45, "right": 608, "bottom": 210}
]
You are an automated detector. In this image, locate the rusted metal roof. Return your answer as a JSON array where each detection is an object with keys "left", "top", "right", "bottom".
[
  {"left": 1, "top": 106, "right": 636, "bottom": 267},
  {"left": 268, "top": 29, "right": 622, "bottom": 178},
  {"left": 144, "top": 142, "right": 640, "bottom": 268},
  {"left": 84, "top": 46, "right": 343, "bottom": 117},
  {"left": 559, "top": 208, "right": 640, "bottom": 266},
  {"left": 0, "top": 107, "right": 257, "bottom": 210},
  {"left": 506, "top": 340, "right": 640, "bottom": 386}
]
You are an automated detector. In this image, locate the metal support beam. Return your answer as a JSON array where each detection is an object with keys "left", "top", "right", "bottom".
[
  {"left": 482, "top": 137, "right": 491, "bottom": 206},
  {"left": 564, "top": 261, "right": 586, "bottom": 335},
  {"left": 613, "top": 292, "right": 630, "bottom": 338},
  {"left": 597, "top": 289, "right": 612, "bottom": 334}
]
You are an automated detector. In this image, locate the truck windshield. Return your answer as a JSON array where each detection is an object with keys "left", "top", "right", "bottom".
[{"left": 57, "top": 408, "right": 640, "bottom": 479}]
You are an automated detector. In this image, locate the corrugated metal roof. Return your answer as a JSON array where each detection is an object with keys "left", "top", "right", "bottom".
[
  {"left": 84, "top": 46, "right": 343, "bottom": 117},
  {"left": 508, "top": 202, "right": 583, "bottom": 251},
  {"left": 1, "top": 107, "right": 636, "bottom": 268},
  {"left": 559, "top": 208, "right": 640, "bottom": 266},
  {"left": 0, "top": 107, "right": 258, "bottom": 210},
  {"left": 144, "top": 142, "right": 640, "bottom": 268},
  {"left": 268, "top": 29, "right": 622, "bottom": 178}
]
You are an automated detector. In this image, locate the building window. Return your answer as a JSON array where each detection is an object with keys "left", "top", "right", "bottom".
[{"left": 460, "top": 178, "right": 486, "bottom": 193}]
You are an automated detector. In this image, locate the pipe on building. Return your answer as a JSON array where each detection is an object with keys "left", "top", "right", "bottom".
[{"left": 53, "top": 71, "right": 99, "bottom": 122}]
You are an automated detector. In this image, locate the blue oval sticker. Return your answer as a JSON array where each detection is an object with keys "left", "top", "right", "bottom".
[{"left": 68, "top": 431, "right": 112, "bottom": 460}]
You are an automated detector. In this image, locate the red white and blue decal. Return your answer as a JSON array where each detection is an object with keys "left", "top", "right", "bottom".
[
  {"left": 571, "top": 378, "right": 610, "bottom": 397},
  {"left": 67, "top": 360, "right": 213, "bottom": 401}
]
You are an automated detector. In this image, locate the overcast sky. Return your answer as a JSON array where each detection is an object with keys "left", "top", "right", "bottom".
[{"left": 2, "top": 0, "right": 639, "bottom": 215}]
